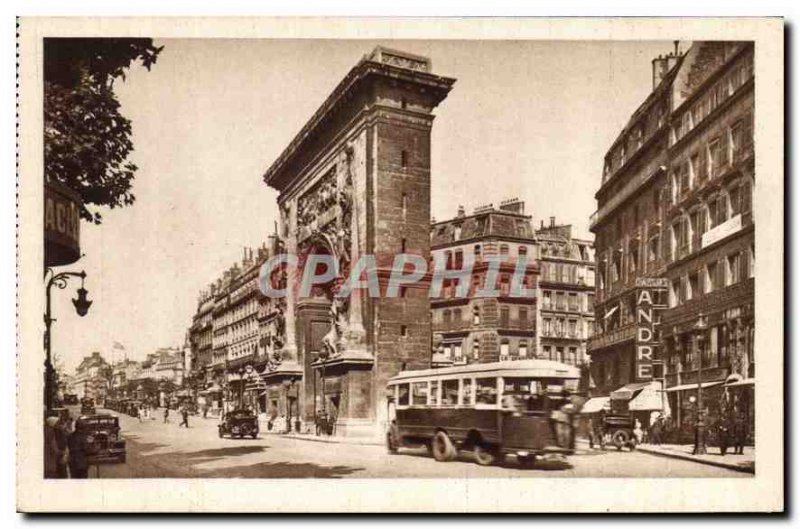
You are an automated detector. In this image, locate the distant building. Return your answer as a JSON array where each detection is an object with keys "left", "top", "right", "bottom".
[
  {"left": 430, "top": 199, "right": 539, "bottom": 365},
  {"left": 535, "top": 218, "right": 596, "bottom": 368},
  {"left": 69, "top": 351, "right": 110, "bottom": 402}
]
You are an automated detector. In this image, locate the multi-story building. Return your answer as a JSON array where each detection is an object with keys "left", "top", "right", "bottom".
[
  {"left": 189, "top": 242, "right": 281, "bottom": 415},
  {"left": 660, "top": 42, "right": 755, "bottom": 436},
  {"left": 588, "top": 46, "right": 682, "bottom": 398},
  {"left": 430, "top": 199, "right": 540, "bottom": 365},
  {"left": 69, "top": 351, "right": 110, "bottom": 402},
  {"left": 588, "top": 42, "right": 754, "bottom": 437},
  {"left": 536, "top": 218, "right": 595, "bottom": 368}
]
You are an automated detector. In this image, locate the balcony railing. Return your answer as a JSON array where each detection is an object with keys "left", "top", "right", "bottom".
[{"left": 587, "top": 322, "right": 636, "bottom": 351}]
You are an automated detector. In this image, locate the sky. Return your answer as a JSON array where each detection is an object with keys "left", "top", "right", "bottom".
[{"left": 52, "top": 38, "right": 677, "bottom": 373}]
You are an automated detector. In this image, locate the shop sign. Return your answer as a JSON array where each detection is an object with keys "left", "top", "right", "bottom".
[
  {"left": 635, "top": 285, "right": 666, "bottom": 381},
  {"left": 44, "top": 180, "right": 81, "bottom": 266}
]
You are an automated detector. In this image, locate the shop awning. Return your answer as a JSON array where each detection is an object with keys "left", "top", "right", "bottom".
[
  {"left": 629, "top": 382, "right": 666, "bottom": 411},
  {"left": 579, "top": 396, "right": 610, "bottom": 414},
  {"left": 665, "top": 380, "right": 725, "bottom": 392},
  {"left": 610, "top": 382, "right": 651, "bottom": 400},
  {"left": 725, "top": 378, "right": 755, "bottom": 388}
]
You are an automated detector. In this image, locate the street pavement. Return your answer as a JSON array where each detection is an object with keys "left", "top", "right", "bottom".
[{"left": 91, "top": 408, "right": 750, "bottom": 479}]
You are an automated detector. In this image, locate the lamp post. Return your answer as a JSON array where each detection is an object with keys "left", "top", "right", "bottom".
[
  {"left": 692, "top": 313, "right": 708, "bottom": 455},
  {"left": 44, "top": 268, "right": 91, "bottom": 413}
]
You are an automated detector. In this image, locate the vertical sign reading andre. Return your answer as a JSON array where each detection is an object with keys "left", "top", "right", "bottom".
[{"left": 635, "top": 278, "right": 668, "bottom": 381}]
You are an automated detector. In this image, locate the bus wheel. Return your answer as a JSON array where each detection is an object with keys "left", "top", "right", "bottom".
[
  {"left": 474, "top": 443, "right": 498, "bottom": 466},
  {"left": 611, "top": 430, "right": 630, "bottom": 451},
  {"left": 518, "top": 455, "right": 536, "bottom": 469},
  {"left": 432, "top": 431, "right": 457, "bottom": 462}
]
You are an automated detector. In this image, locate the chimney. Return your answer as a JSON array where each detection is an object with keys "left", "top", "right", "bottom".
[
  {"left": 498, "top": 197, "right": 525, "bottom": 215},
  {"left": 550, "top": 216, "right": 556, "bottom": 228},
  {"left": 651, "top": 44, "right": 682, "bottom": 89},
  {"left": 457, "top": 205, "right": 465, "bottom": 218}
]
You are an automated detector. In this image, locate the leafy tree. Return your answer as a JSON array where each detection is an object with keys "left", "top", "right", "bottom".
[{"left": 44, "top": 38, "right": 164, "bottom": 223}]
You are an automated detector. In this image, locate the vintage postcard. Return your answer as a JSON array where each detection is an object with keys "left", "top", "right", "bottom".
[{"left": 17, "top": 17, "right": 784, "bottom": 512}]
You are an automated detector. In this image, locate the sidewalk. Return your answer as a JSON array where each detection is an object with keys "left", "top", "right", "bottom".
[{"left": 636, "top": 443, "right": 755, "bottom": 473}]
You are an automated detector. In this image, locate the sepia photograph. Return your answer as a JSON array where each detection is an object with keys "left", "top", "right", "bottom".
[{"left": 17, "top": 17, "right": 784, "bottom": 512}]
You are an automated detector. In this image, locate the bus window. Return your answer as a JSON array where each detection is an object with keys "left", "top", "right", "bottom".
[
  {"left": 476, "top": 377, "right": 498, "bottom": 405},
  {"left": 430, "top": 380, "right": 440, "bottom": 406},
  {"left": 442, "top": 379, "right": 459, "bottom": 405},
  {"left": 502, "top": 378, "right": 540, "bottom": 411},
  {"left": 461, "top": 378, "right": 474, "bottom": 406},
  {"left": 398, "top": 384, "right": 410, "bottom": 406},
  {"left": 411, "top": 381, "right": 428, "bottom": 406}
]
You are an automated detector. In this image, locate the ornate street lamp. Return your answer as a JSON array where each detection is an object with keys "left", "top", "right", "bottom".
[
  {"left": 44, "top": 268, "right": 91, "bottom": 412},
  {"left": 692, "top": 313, "right": 708, "bottom": 455}
]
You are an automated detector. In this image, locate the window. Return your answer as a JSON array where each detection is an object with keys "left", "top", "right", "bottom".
[
  {"left": 749, "top": 243, "right": 755, "bottom": 278},
  {"left": 688, "top": 271, "right": 700, "bottom": 301},
  {"left": 518, "top": 246, "right": 527, "bottom": 259},
  {"left": 500, "top": 244, "right": 509, "bottom": 257},
  {"left": 500, "top": 306, "right": 510, "bottom": 328},
  {"left": 453, "top": 308, "right": 462, "bottom": 322},
  {"left": 442, "top": 309, "right": 451, "bottom": 324},
  {"left": 472, "top": 338, "right": 480, "bottom": 359},
  {"left": 648, "top": 235, "right": 660, "bottom": 262},
  {"left": 476, "top": 378, "right": 498, "bottom": 405},
  {"left": 706, "top": 261, "right": 720, "bottom": 293},
  {"left": 500, "top": 339, "right": 510, "bottom": 358},
  {"left": 397, "top": 384, "right": 410, "bottom": 406},
  {"left": 568, "top": 347, "right": 578, "bottom": 365},
  {"left": 519, "top": 307, "right": 528, "bottom": 325},
  {"left": 569, "top": 293, "right": 579, "bottom": 311},
  {"left": 670, "top": 279, "right": 681, "bottom": 308},
  {"left": 727, "top": 253, "right": 741, "bottom": 286},
  {"left": 401, "top": 193, "right": 407, "bottom": 219},
  {"left": 441, "top": 379, "right": 459, "bottom": 406},
  {"left": 679, "top": 160, "right": 691, "bottom": 196},
  {"left": 401, "top": 150, "right": 408, "bottom": 168},
  {"left": 400, "top": 325, "right": 408, "bottom": 337},
  {"left": 542, "top": 291, "right": 551, "bottom": 309},
  {"left": 400, "top": 237, "right": 406, "bottom": 253},
  {"left": 461, "top": 378, "right": 474, "bottom": 405},
  {"left": 519, "top": 340, "right": 528, "bottom": 358},
  {"left": 568, "top": 319, "right": 578, "bottom": 338},
  {"left": 429, "top": 380, "right": 439, "bottom": 406},
  {"left": 729, "top": 184, "right": 743, "bottom": 217},
  {"left": 543, "top": 345, "right": 552, "bottom": 360},
  {"left": 411, "top": 382, "right": 428, "bottom": 405},
  {"left": 556, "top": 347, "right": 565, "bottom": 363},
  {"left": 474, "top": 244, "right": 482, "bottom": 262},
  {"left": 543, "top": 318, "right": 552, "bottom": 336},
  {"left": 472, "top": 305, "right": 481, "bottom": 325}
]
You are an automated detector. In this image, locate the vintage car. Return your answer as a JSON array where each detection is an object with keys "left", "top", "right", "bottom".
[
  {"left": 80, "top": 398, "right": 96, "bottom": 415},
  {"left": 75, "top": 413, "right": 127, "bottom": 464},
  {"left": 218, "top": 409, "right": 259, "bottom": 439}
]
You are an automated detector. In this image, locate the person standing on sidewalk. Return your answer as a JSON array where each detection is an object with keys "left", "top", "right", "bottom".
[
  {"left": 163, "top": 405, "right": 170, "bottom": 424},
  {"left": 179, "top": 406, "right": 189, "bottom": 428},
  {"left": 67, "top": 426, "right": 90, "bottom": 479}
]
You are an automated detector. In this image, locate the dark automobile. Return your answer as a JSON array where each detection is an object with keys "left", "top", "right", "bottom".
[
  {"left": 80, "top": 398, "right": 96, "bottom": 415},
  {"left": 218, "top": 409, "right": 259, "bottom": 439},
  {"left": 75, "top": 413, "right": 126, "bottom": 464}
]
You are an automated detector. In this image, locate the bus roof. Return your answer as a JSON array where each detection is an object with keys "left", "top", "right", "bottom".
[{"left": 388, "top": 359, "right": 580, "bottom": 383}]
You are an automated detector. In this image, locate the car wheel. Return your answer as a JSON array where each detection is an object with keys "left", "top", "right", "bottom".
[
  {"left": 611, "top": 430, "right": 630, "bottom": 451},
  {"left": 518, "top": 455, "right": 536, "bottom": 469},
  {"left": 474, "top": 443, "right": 499, "bottom": 466},
  {"left": 431, "top": 431, "right": 457, "bottom": 462}
]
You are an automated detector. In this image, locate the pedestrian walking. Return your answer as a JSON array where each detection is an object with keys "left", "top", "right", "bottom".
[
  {"left": 649, "top": 414, "right": 664, "bottom": 446},
  {"left": 44, "top": 416, "right": 61, "bottom": 479},
  {"left": 54, "top": 412, "right": 72, "bottom": 478},
  {"left": 203, "top": 405, "right": 208, "bottom": 419},
  {"left": 733, "top": 397, "right": 747, "bottom": 455},
  {"left": 67, "top": 426, "right": 90, "bottom": 479},
  {"left": 137, "top": 405, "right": 144, "bottom": 423},
  {"left": 179, "top": 406, "right": 189, "bottom": 428},
  {"left": 163, "top": 405, "right": 170, "bottom": 424}
]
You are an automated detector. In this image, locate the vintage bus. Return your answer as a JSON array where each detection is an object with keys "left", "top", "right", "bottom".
[{"left": 385, "top": 359, "right": 580, "bottom": 467}]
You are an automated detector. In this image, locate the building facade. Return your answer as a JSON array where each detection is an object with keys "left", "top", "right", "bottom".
[
  {"left": 536, "top": 218, "right": 596, "bottom": 368},
  {"left": 660, "top": 42, "right": 755, "bottom": 437},
  {"left": 263, "top": 47, "right": 455, "bottom": 436},
  {"left": 429, "top": 199, "right": 540, "bottom": 366},
  {"left": 68, "top": 351, "right": 110, "bottom": 402},
  {"left": 588, "top": 42, "right": 755, "bottom": 438}
]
